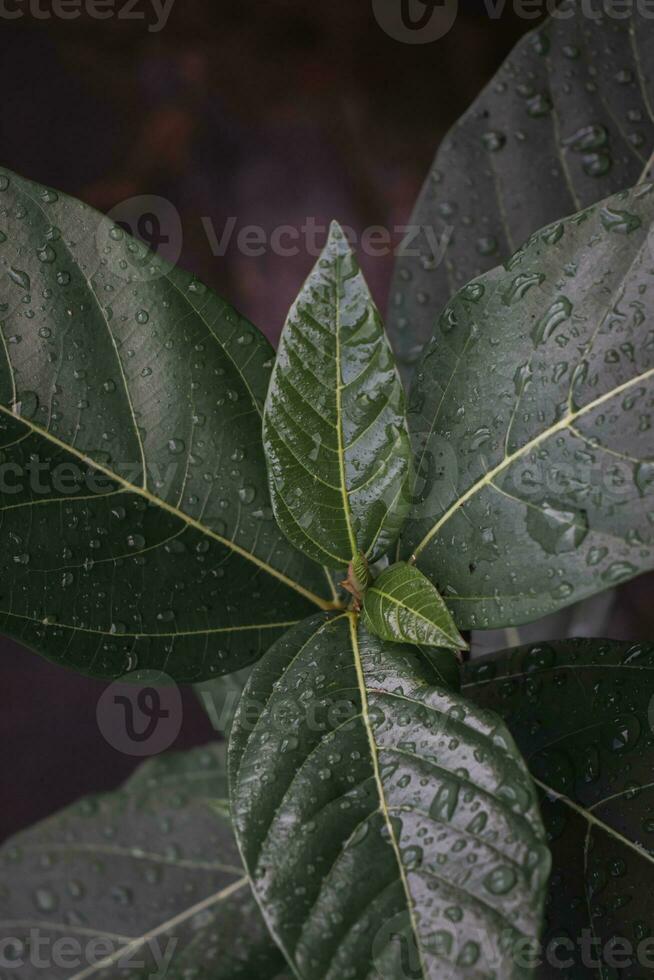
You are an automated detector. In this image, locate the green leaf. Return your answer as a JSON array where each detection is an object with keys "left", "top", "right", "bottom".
[
  {"left": 388, "top": 2, "right": 654, "bottom": 377},
  {"left": 402, "top": 181, "right": 654, "bottom": 630},
  {"left": 0, "top": 745, "right": 288, "bottom": 979},
  {"left": 230, "top": 613, "right": 550, "bottom": 979},
  {"left": 464, "top": 638, "right": 654, "bottom": 976},
  {"left": 0, "top": 167, "right": 337, "bottom": 682},
  {"left": 263, "top": 221, "right": 412, "bottom": 570},
  {"left": 363, "top": 561, "right": 466, "bottom": 650}
]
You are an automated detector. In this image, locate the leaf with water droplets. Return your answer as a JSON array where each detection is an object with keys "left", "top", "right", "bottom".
[
  {"left": 403, "top": 182, "right": 654, "bottom": 630},
  {"left": 229, "top": 613, "right": 549, "bottom": 979},
  {"left": 0, "top": 167, "right": 337, "bottom": 682},
  {"left": 363, "top": 561, "right": 466, "bottom": 651},
  {"left": 263, "top": 222, "right": 412, "bottom": 570},
  {"left": 0, "top": 745, "right": 289, "bottom": 979},
  {"left": 389, "top": 2, "right": 654, "bottom": 376},
  {"left": 465, "top": 638, "right": 654, "bottom": 976}
]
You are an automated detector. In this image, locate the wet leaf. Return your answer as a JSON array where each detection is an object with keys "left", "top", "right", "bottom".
[
  {"left": 403, "top": 182, "right": 654, "bottom": 629},
  {"left": 263, "top": 222, "right": 412, "bottom": 570},
  {"left": 0, "top": 745, "right": 288, "bottom": 979},
  {"left": 389, "top": 2, "right": 654, "bottom": 376},
  {"left": 465, "top": 638, "right": 654, "bottom": 978},
  {"left": 363, "top": 561, "right": 466, "bottom": 651},
  {"left": 0, "top": 168, "right": 336, "bottom": 682},
  {"left": 230, "top": 613, "right": 549, "bottom": 979}
]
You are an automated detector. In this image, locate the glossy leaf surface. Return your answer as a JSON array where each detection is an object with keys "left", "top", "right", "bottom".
[
  {"left": 403, "top": 182, "right": 654, "bottom": 630},
  {"left": 388, "top": 0, "right": 654, "bottom": 376},
  {"left": 0, "top": 745, "right": 288, "bottom": 979},
  {"left": 363, "top": 561, "right": 466, "bottom": 650},
  {"left": 465, "top": 638, "right": 654, "bottom": 978},
  {"left": 0, "top": 168, "right": 336, "bottom": 681},
  {"left": 230, "top": 613, "right": 550, "bottom": 979},
  {"left": 263, "top": 222, "right": 412, "bottom": 569}
]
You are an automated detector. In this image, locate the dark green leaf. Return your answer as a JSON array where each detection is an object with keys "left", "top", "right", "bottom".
[
  {"left": 0, "top": 167, "right": 337, "bottom": 682},
  {"left": 0, "top": 745, "right": 287, "bottom": 979},
  {"left": 363, "top": 561, "right": 466, "bottom": 650},
  {"left": 403, "top": 182, "right": 654, "bottom": 630},
  {"left": 263, "top": 222, "right": 412, "bottom": 570},
  {"left": 388, "top": 2, "right": 654, "bottom": 376},
  {"left": 464, "top": 638, "right": 654, "bottom": 977},
  {"left": 230, "top": 613, "right": 550, "bottom": 979}
]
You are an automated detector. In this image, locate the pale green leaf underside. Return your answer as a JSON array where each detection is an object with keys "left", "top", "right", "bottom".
[
  {"left": 0, "top": 745, "right": 288, "bottom": 979},
  {"left": 388, "top": 0, "right": 654, "bottom": 376},
  {"left": 263, "top": 222, "right": 412, "bottom": 569},
  {"left": 402, "top": 182, "right": 654, "bottom": 630},
  {"left": 0, "top": 168, "right": 335, "bottom": 680},
  {"left": 465, "top": 638, "right": 654, "bottom": 976},
  {"left": 363, "top": 561, "right": 466, "bottom": 650},
  {"left": 230, "top": 613, "right": 549, "bottom": 980}
]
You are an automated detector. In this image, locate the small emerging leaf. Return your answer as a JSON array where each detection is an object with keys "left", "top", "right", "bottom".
[
  {"left": 263, "top": 221, "right": 412, "bottom": 569},
  {"left": 363, "top": 561, "right": 466, "bottom": 650}
]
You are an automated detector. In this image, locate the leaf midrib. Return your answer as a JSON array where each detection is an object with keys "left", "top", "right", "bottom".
[
  {"left": 0, "top": 403, "right": 333, "bottom": 611},
  {"left": 334, "top": 254, "right": 358, "bottom": 560},
  {"left": 412, "top": 364, "right": 654, "bottom": 560},
  {"left": 347, "top": 612, "right": 428, "bottom": 979},
  {"left": 532, "top": 776, "right": 654, "bottom": 868},
  {"left": 368, "top": 582, "right": 461, "bottom": 646}
]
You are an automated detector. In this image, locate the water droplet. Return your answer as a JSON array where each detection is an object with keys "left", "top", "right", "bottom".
[
  {"left": 526, "top": 501, "right": 589, "bottom": 554},
  {"left": 484, "top": 865, "right": 517, "bottom": 895},
  {"left": 531, "top": 296, "right": 572, "bottom": 345}
]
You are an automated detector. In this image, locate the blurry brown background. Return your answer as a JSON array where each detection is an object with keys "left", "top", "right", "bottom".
[{"left": 1, "top": 0, "right": 651, "bottom": 842}]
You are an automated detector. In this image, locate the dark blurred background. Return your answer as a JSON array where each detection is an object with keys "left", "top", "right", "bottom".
[{"left": 1, "top": 0, "right": 652, "bottom": 842}]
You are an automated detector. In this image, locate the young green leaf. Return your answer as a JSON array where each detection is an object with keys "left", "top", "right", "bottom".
[
  {"left": 0, "top": 168, "right": 337, "bottom": 682},
  {"left": 0, "top": 745, "right": 288, "bottom": 979},
  {"left": 465, "top": 638, "right": 654, "bottom": 976},
  {"left": 403, "top": 182, "right": 654, "bottom": 630},
  {"left": 388, "top": 2, "right": 654, "bottom": 376},
  {"left": 263, "top": 221, "right": 412, "bottom": 570},
  {"left": 230, "top": 613, "right": 550, "bottom": 979},
  {"left": 363, "top": 561, "right": 466, "bottom": 650}
]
